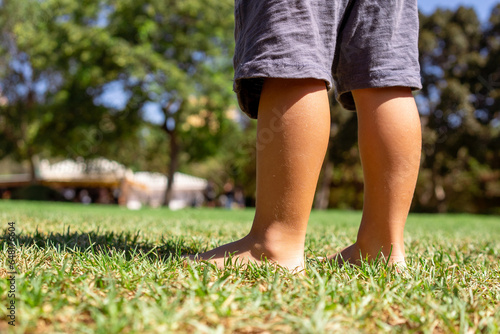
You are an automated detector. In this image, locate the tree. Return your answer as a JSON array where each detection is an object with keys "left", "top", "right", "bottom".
[
  {"left": 0, "top": 0, "right": 145, "bottom": 181},
  {"left": 1, "top": 0, "right": 237, "bottom": 207},
  {"left": 314, "top": 6, "right": 500, "bottom": 213},
  {"left": 416, "top": 6, "right": 500, "bottom": 213},
  {"left": 105, "top": 0, "right": 236, "bottom": 205},
  {"left": 314, "top": 99, "right": 360, "bottom": 210}
]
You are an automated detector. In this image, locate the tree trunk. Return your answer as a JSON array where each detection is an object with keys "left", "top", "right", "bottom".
[
  {"left": 163, "top": 130, "right": 179, "bottom": 207},
  {"left": 28, "top": 152, "right": 38, "bottom": 184},
  {"left": 314, "top": 158, "right": 333, "bottom": 210},
  {"left": 432, "top": 167, "right": 447, "bottom": 213},
  {"left": 21, "top": 116, "right": 38, "bottom": 185}
]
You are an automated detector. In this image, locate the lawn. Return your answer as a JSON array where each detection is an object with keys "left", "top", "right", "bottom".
[{"left": 1, "top": 200, "right": 499, "bottom": 333}]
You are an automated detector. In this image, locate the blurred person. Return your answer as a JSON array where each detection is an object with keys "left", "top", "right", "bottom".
[
  {"left": 223, "top": 179, "right": 235, "bottom": 209},
  {"left": 203, "top": 180, "right": 217, "bottom": 207},
  {"left": 234, "top": 186, "right": 245, "bottom": 208}
]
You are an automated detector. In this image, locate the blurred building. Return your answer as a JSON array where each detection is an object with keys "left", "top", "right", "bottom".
[
  {"left": 123, "top": 170, "right": 206, "bottom": 210},
  {"left": 0, "top": 158, "right": 206, "bottom": 210}
]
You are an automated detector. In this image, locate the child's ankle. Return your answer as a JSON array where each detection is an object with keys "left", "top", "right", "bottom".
[
  {"left": 355, "top": 237, "right": 405, "bottom": 264},
  {"left": 244, "top": 232, "right": 305, "bottom": 264}
]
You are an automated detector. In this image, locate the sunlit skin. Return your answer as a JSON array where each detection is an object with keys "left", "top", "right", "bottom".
[{"left": 189, "top": 79, "right": 421, "bottom": 272}]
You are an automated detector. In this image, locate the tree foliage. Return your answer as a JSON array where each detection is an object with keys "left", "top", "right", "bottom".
[
  {"left": 0, "top": 0, "right": 235, "bottom": 204},
  {"left": 0, "top": 2, "right": 498, "bottom": 213},
  {"left": 216, "top": 6, "right": 500, "bottom": 214},
  {"left": 314, "top": 5, "right": 500, "bottom": 213},
  {"left": 101, "top": 0, "right": 236, "bottom": 204},
  {"left": 414, "top": 6, "right": 500, "bottom": 213},
  {"left": 0, "top": 0, "right": 144, "bottom": 180}
]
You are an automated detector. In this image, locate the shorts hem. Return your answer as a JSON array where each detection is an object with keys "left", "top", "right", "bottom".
[
  {"left": 234, "top": 60, "right": 334, "bottom": 118},
  {"left": 235, "top": 61, "right": 334, "bottom": 88},
  {"left": 336, "top": 72, "right": 422, "bottom": 111}
]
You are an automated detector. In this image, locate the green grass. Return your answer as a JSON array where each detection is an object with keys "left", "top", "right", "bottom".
[{"left": 0, "top": 200, "right": 499, "bottom": 333}]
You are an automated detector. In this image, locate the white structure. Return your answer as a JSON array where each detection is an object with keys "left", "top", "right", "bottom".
[
  {"left": 39, "top": 158, "right": 133, "bottom": 184},
  {"left": 126, "top": 171, "right": 207, "bottom": 209},
  {"left": 34, "top": 158, "right": 207, "bottom": 209}
]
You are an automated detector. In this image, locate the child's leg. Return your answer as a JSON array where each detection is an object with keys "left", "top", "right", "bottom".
[
  {"left": 331, "top": 87, "right": 421, "bottom": 265},
  {"left": 193, "top": 78, "right": 330, "bottom": 270}
]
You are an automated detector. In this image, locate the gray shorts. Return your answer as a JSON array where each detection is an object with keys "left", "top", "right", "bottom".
[{"left": 233, "top": 0, "right": 422, "bottom": 119}]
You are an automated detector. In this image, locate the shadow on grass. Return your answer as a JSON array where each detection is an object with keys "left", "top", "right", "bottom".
[{"left": 2, "top": 227, "right": 197, "bottom": 261}]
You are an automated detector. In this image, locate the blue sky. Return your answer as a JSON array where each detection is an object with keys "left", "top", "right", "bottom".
[{"left": 418, "top": 0, "right": 499, "bottom": 22}]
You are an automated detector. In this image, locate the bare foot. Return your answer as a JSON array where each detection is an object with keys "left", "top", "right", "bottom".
[
  {"left": 184, "top": 234, "right": 305, "bottom": 273},
  {"left": 327, "top": 242, "right": 406, "bottom": 268}
]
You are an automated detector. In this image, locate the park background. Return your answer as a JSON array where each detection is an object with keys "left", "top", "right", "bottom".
[
  {"left": 0, "top": 1, "right": 500, "bottom": 333},
  {"left": 0, "top": 0, "right": 499, "bottom": 214}
]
